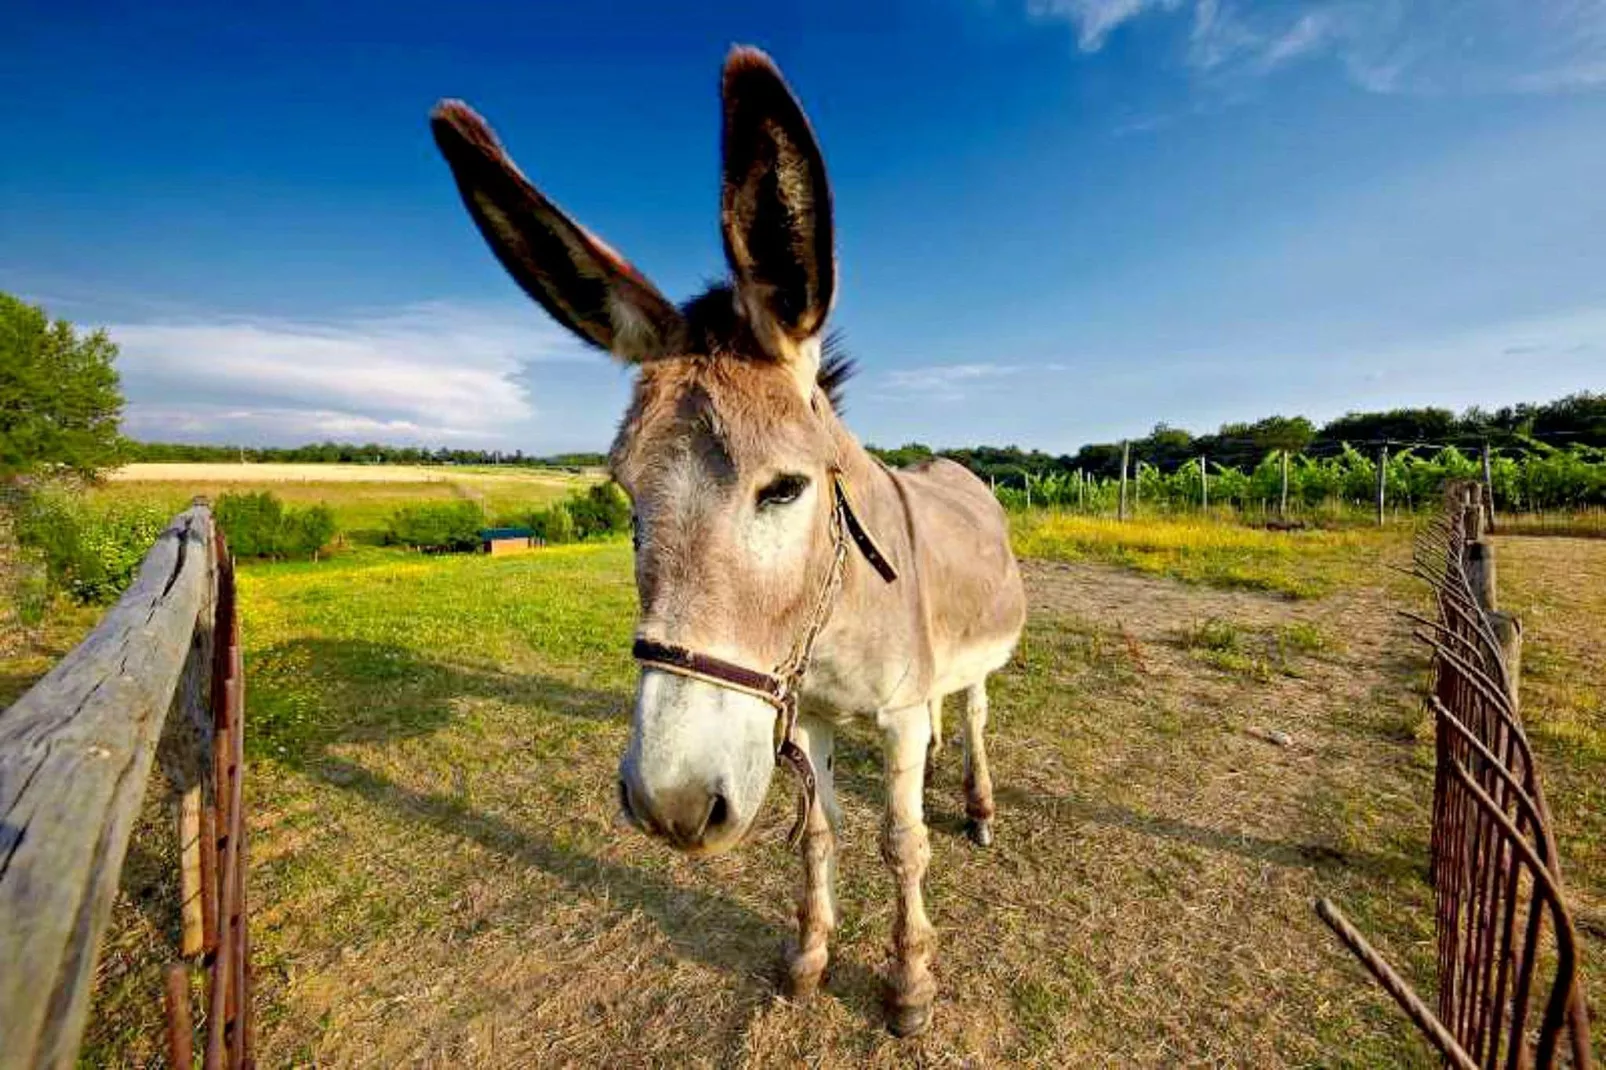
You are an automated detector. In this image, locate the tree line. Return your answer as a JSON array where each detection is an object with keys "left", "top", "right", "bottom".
[
  {"left": 870, "top": 395, "right": 1606, "bottom": 488},
  {"left": 122, "top": 440, "right": 610, "bottom": 470},
  {"left": 3, "top": 289, "right": 1600, "bottom": 494}
]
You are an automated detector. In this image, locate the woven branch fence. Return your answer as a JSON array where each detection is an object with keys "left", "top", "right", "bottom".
[{"left": 1318, "top": 481, "right": 1591, "bottom": 1068}]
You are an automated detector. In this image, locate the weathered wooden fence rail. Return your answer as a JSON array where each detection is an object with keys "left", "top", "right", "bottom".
[
  {"left": 0, "top": 504, "right": 252, "bottom": 1069},
  {"left": 1317, "top": 482, "right": 1592, "bottom": 1068}
]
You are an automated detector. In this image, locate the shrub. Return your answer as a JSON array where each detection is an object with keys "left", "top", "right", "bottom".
[
  {"left": 215, "top": 491, "right": 337, "bottom": 560},
  {"left": 568, "top": 481, "right": 632, "bottom": 540},
  {"left": 527, "top": 502, "right": 577, "bottom": 544},
  {"left": 284, "top": 504, "right": 337, "bottom": 558},
  {"left": 215, "top": 491, "right": 284, "bottom": 558},
  {"left": 12, "top": 486, "right": 168, "bottom": 604},
  {"left": 386, "top": 500, "right": 485, "bottom": 552}
]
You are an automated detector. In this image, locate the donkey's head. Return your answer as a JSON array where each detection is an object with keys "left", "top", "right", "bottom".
[{"left": 433, "top": 48, "right": 850, "bottom": 855}]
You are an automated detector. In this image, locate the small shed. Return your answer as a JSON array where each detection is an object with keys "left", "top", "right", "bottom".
[{"left": 478, "top": 526, "right": 535, "bottom": 555}]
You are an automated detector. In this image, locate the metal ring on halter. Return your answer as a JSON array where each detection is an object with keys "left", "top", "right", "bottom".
[{"left": 631, "top": 469, "right": 897, "bottom": 848}]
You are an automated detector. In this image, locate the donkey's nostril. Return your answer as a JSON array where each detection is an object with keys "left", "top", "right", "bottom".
[{"left": 707, "top": 792, "right": 730, "bottom": 832}]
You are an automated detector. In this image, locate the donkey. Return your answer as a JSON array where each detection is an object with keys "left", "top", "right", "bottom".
[{"left": 431, "top": 46, "right": 1026, "bottom": 1037}]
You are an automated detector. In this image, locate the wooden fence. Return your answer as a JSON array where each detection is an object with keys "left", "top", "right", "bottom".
[
  {"left": 0, "top": 504, "right": 253, "bottom": 1069},
  {"left": 1317, "top": 482, "right": 1592, "bottom": 1068}
]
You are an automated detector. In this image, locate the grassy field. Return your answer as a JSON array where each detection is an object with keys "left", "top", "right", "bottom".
[
  {"left": 93, "top": 463, "right": 601, "bottom": 540},
  {"left": 1010, "top": 512, "right": 1400, "bottom": 599},
  {"left": 5, "top": 507, "right": 1600, "bottom": 1066}
]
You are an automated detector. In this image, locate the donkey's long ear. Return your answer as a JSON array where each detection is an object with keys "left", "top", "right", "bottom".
[
  {"left": 720, "top": 48, "right": 835, "bottom": 366},
  {"left": 432, "top": 100, "right": 683, "bottom": 362}
]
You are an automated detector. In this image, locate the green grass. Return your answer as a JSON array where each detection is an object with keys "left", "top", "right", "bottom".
[
  {"left": 6, "top": 514, "right": 1598, "bottom": 1065},
  {"left": 1010, "top": 512, "right": 1397, "bottom": 598},
  {"left": 239, "top": 542, "right": 637, "bottom": 764}
]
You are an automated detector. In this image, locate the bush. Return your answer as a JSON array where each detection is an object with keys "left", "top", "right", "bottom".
[
  {"left": 526, "top": 502, "right": 577, "bottom": 544},
  {"left": 215, "top": 491, "right": 283, "bottom": 558},
  {"left": 386, "top": 500, "right": 485, "bottom": 552},
  {"left": 12, "top": 487, "right": 168, "bottom": 604},
  {"left": 284, "top": 504, "right": 337, "bottom": 558},
  {"left": 568, "top": 481, "right": 632, "bottom": 540},
  {"left": 215, "top": 491, "right": 337, "bottom": 560}
]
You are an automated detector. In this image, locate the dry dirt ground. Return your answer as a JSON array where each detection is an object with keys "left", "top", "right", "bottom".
[{"left": 76, "top": 539, "right": 1601, "bottom": 1067}]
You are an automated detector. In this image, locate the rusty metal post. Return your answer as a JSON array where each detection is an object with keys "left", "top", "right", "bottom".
[{"left": 163, "top": 963, "right": 193, "bottom": 1070}]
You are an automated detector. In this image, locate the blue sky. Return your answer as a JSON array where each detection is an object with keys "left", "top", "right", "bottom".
[{"left": 3, "top": 0, "right": 1604, "bottom": 454}]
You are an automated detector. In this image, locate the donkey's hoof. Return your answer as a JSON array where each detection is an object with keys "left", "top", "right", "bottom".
[
  {"left": 886, "top": 1000, "right": 933, "bottom": 1038},
  {"left": 967, "top": 818, "right": 994, "bottom": 848},
  {"left": 782, "top": 966, "right": 824, "bottom": 1003},
  {"left": 781, "top": 946, "right": 828, "bottom": 1002}
]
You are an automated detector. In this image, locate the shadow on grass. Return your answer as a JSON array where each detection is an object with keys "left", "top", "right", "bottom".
[
  {"left": 248, "top": 637, "right": 630, "bottom": 765},
  {"left": 246, "top": 639, "right": 889, "bottom": 1024},
  {"left": 313, "top": 754, "right": 885, "bottom": 1025},
  {"left": 993, "top": 784, "right": 1419, "bottom": 882},
  {"left": 0, "top": 670, "right": 50, "bottom": 708}
]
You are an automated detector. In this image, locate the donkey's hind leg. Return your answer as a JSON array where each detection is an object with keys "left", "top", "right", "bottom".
[
  {"left": 961, "top": 680, "right": 996, "bottom": 847},
  {"left": 923, "top": 694, "right": 944, "bottom": 784}
]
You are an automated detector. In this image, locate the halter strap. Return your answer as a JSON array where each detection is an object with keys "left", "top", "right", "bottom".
[
  {"left": 632, "top": 468, "right": 897, "bottom": 847},
  {"left": 629, "top": 639, "right": 785, "bottom": 705}
]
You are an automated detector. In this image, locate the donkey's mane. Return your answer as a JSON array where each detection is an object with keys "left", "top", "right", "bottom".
[{"left": 679, "top": 283, "right": 857, "bottom": 410}]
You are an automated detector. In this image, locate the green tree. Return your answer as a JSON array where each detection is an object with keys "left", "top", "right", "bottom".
[{"left": 0, "top": 293, "right": 126, "bottom": 479}]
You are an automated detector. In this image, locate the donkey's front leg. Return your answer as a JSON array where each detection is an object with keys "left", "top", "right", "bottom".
[
  {"left": 879, "top": 703, "right": 937, "bottom": 1037},
  {"left": 784, "top": 713, "right": 839, "bottom": 1001}
]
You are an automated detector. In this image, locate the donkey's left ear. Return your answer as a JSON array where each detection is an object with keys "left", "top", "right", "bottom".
[{"left": 720, "top": 47, "right": 836, "bottom": 372}]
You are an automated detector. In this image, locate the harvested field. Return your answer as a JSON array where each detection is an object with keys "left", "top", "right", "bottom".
[{"left": 92, "top": 463, "right": 600, "bottom": 536}]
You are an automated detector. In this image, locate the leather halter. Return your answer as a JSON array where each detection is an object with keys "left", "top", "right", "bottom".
[{"left": 631, "top": 470, "right": 898, "bottom": 847}]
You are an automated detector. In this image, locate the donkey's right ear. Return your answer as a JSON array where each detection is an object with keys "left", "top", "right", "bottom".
[{"left": 431, "top": 100, "right": 683, "bottom": 362}]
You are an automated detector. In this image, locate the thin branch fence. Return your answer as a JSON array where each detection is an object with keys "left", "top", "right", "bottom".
[{"left": 1317, "top": 481, "right": 1591, "bottom": 1068}]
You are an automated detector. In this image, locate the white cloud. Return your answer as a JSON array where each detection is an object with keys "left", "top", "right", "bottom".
[
  {"left": 1024, "top": 0, "right": 1606, "bottom": 96},
  {"left": 879, "top": 361, "right": 1071, "bottom": 401},
  {"left": 1256, "top": 11, "right": 1336, "bottom": 70},
  {"left": 1027, "top": 0, "right": 1183, "bottom": 52},
  {"left": 108, "top": 301, "right": 595, "bottom": 446}
]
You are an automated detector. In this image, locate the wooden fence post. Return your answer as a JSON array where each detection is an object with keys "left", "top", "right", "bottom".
[
  {"left": 1376, "top": 445, "right": 1387, "bottom": 526},
  {"left": 1119, "top": 440, "right": 1130, "bottom": 521},
  {"left": 1280, "top": 449, "right": 1290, "bottom": 519},
  {"left": 0, "top": 508, "right": 216, "bottom": 1070},
  {"left": 1464, "top": 483, "right": 1486, "bottom": 543},
  {"left": 1481, "top": 441, "right": 1496, "bottom": 533}
]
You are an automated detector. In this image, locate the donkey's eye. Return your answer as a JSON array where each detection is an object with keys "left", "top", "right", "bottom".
[{"left": 756, "top": 474, "right": 810, "bottom": 509}]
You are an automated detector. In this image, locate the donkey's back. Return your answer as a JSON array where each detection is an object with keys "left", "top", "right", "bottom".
[{"left": 890, "top": 457, "right": 1026, "bottom": 695}]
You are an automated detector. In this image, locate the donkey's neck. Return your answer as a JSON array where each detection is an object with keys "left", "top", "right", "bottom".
[
  {"left": 832, "top": 423, "right": 912, "bottom": 571},
  {"left": 806, "top": 417, "right": 933, "bottom": 713}
]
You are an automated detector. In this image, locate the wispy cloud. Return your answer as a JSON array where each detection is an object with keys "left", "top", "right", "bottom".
[
  {"left": 1024, "top": 1, "right": 1606, "bottom": 96},
  {"left": 1027, "top": 0, "right": 1183, "bottom": 52},
  {"left": 108, "top": 301, "right": 595, "bottom": 446},
  {"left": 879, "top": 361, "right": 1071, "bottom": 401}
]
